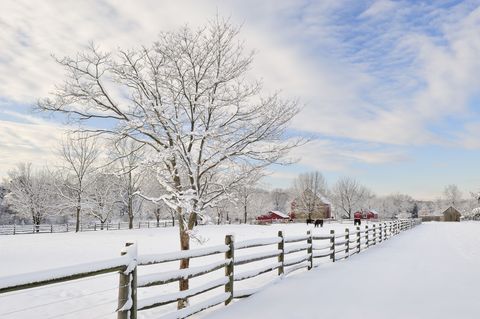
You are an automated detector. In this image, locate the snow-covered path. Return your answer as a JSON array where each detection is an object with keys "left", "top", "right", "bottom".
[{"left": 208, "top": 222, "right": 480, "bottom": 319}]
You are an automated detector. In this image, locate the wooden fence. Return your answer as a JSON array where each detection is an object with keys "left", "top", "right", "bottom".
[
  {"left": 0, "top": 219, "right": 421, "bottom": 319},
  {"left": 0, "top": 220, "right": 174, "bottom": 235}
]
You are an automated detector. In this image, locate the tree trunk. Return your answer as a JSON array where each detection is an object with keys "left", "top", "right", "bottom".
[
  {"left": 75, "top": 206, "right": 81, "bottom": 232},
  {"left": 33, "top": 213, "right": 40, "bottom": 233},
  {"left": 128, "top": 214, "right": 133, "bottom": 229},
  {"left": 177, "top": 209, "right": 189, "bottom": 309},
  {"left": 243, "top": 204, "right": 247, "bottom": 224},
  {"left": 128, "top": 196, "right": 134, "bottom": 229},
  {"left": 100, "top": 221, "right": 104, "bottom": 230},
  {"left": 177, "top": 210, "right": 197, "bottom": 309},
  {"left": 155, "top": 211, "right": 160, "bottom": 227}
]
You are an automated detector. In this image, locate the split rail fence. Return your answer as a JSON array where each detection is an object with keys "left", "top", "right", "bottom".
[
  {"left": 0, "top": 220, "right": 174, "bottom": 235},
  {"left": 0, "top": 219, "right": 421, "bottom": 319}
]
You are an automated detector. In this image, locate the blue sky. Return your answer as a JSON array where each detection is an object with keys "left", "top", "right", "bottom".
[{"left": 1, "top": 0, "right": 480, "bottom": 199}]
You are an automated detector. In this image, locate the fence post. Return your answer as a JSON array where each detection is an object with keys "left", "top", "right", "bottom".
[
  {"left": 307, "top": 230, "right": 313, "bottom": 270},
  {"left": 94, "top": 223, "right": 97, "bottom": 231},
  {"left": 345, "top": 228, "right": 350, "bottom": 259},
  {"left": 379, "top": 223, "right": 383, "bottom": 243},
  {"left": 384, "top": 223, "right": 387, "bottom": 240},
  {"left": 356, "top": 226, "right": 361, "bottom": 253},
  {"left": 330, "top": 230, "right": 335, "bottom": 262},
  {"left": 365, "top": 225, "right": 369, "bottom": 247},
  {"left": 225, "top": 235, "right": 234, "bottom": 305},
  {"left": 66, "top": 224, "right": 69, "bottom": 232},
  {"left": 119, "top": 222, "right": 121, "bottom": 230},
  {"left": 278, "top": 231, "right": 285, "bottom": 276},
  {"left": 130, "top": 245, "right": 138, "bottom": 319},
  {"left": 117, "top": 242, "right": 137, "bottom": 319},
  {"left": 13, "top": 224, "right": 16, "bottom": 235},
  {"left": 373, "top": 224, "right": 377, "bottom": 245}
]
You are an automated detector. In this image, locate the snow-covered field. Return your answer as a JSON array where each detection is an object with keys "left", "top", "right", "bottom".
[
  {"left": 208, "top": 222, "right": 480, "bottom": 319},
  {"left": 4, "top": 221, "right": 470, "bottom": 319},
  {"left": 0, "top": 221, "right": 364, "bottom": 319}
]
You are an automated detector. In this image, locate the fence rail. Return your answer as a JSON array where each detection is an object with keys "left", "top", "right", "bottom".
[
  {"left": 0, "top": 220, "right": 174, "bottom": 235},
  {"left": 0, "top": 219, "right": 422, "bottom": 319}
]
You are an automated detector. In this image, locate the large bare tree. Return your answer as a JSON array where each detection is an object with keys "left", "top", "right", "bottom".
[{"left": 38, "top": 18, "right": 301, "bottom": 307}]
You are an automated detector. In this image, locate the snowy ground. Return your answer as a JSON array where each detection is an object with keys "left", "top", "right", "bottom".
[
  {"left": 208, "top": 222, "right": 480, "bottom": 319},
  {"left": 0, "top": 221, "right": 364, "bottom": 319}
]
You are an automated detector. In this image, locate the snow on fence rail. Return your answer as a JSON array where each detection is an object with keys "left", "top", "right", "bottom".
[
  {"left": 0, "top": 219, "right": 421, "bottom": 319},
  {"left": 0, "top": 220, "right": 174, "bottom": 235}
]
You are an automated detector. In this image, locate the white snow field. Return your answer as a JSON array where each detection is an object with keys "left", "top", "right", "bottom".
[
  {"left": 0, "top": 222, "right": 368, "bottom": 319},
  {"left": 208, "top": 222, "right": 480, "bottom": 319}
]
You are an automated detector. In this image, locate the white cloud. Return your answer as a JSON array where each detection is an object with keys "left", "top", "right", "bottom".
[
  {"left": 1, "top": 0, "right": 480, "bottom": 187},
  {"left": 294, "top": 139, "right": 408, "bottom": 172},
  {"left": 0, "top": 111, "right": 66, "bottom": 177}
]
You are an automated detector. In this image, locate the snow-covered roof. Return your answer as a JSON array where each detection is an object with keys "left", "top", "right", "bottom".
[
  {"left": 269, "top": 211, "right": 289, "bottom": 218},
  {"left": 442, "top": 206, "right": 461, "bottom": 215}
]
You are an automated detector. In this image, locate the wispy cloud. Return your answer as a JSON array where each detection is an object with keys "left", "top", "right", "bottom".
[
  {"left": 1, "top": 0, "right": 480, "bottom": 198},
  {"left": 0, "top": 109, "right": 66, "bottom": 176}
]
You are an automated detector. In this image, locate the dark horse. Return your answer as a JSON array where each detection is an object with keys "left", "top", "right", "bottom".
[
  {"left": 314, "top": 219, "right": 324, "bottom": 227},
  {"left": 306, "top": 218, "right": 314, "bottom": 225}
]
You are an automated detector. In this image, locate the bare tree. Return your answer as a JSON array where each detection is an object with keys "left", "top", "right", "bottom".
[
  {"left": 58, "top": 133, "right": 99, "bottom": 232},
  {"left": 331, "top": 177, "right": 370, "bottom": 219},
  {"left": 212, "top": 197, "right": 234, "bottom": 224},
  {"left": 293, "top": 171, "right": 328, "bottom": 219},
  {"left": 4, "top": 163, "right": 55, "bottom": 230},
  {"left": 444, "top": 184, "right": 462, "bottom": 207},
  {"left": 109, "top": 139, "right": 145, "bottom": 229},
  {"left": 473, "top": 192, "right": 480, "bottom": 205},
  {"left": 38, "top": 18, "right": 301, "bottom": 307},
  {"left": 271, "top": 188, "right": 290, "bottom": 212},
  {"left": 233, "top": 171, "right": 264, "bottom": 224},
  {"left": 84, "top": 172, "right": 120, "bottom": 229},
  {"left": 374, "top": 193, "right": 414, "bottom": 219}
]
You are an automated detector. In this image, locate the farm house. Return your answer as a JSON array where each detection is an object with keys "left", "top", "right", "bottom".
[
  {"left": 442, "top": 206, "right": 461, "bottom": 222},
  {"left": 420, "top": 206, "right": 461, "bottom": 222}
]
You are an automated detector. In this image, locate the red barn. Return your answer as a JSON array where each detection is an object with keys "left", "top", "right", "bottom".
[
  {"left": 256, "top": 211, "right": 291, "bottom": 222},
  {"left": 354, "top": 210, "right": 379, "bottom": 220},
  {"left": 366, "top": 210, "right": 379, "bottom": 219}
]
